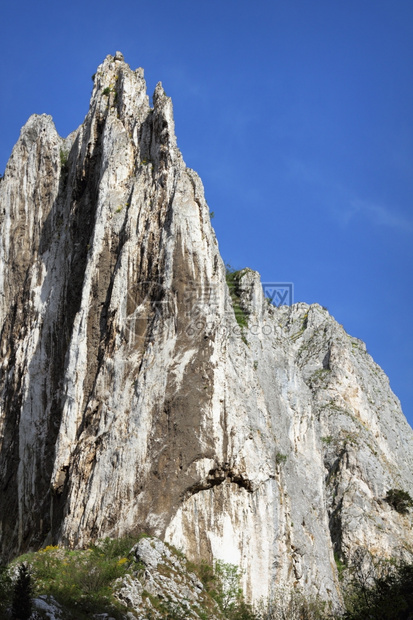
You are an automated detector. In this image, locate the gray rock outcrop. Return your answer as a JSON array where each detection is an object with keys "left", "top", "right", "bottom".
[
  {"left": 1, "top": 53, "right": 412, "bottom": 607},
  {"left": 115, "top": 537, "right": 219, "bottom": 619}
]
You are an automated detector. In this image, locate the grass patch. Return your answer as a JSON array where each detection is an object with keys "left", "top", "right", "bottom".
[
  {"left": 226, "top": 265, "right": 249, "bottom": 342},
  {"left": 290, "top": 311, "right": 309, "bottom": 341},
  {"left": 321, "top": 435, "right": 334, "bottom": 445},
  {"left": 59, "top": 149, "right": 69, "bottom": 168},
  {"left": 334, "top": 552, "right": 347, "bottom": 581},
  {"left": 8, "top": 538, "right": 138, "bottom": 619}
]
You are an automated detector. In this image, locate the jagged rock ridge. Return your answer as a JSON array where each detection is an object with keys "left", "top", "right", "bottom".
[{"left": 1, "top": 52, "right": 412, "bottom": 606}]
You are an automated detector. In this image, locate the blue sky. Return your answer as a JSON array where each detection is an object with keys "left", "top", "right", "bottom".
[{"left": 1, "top": 0, "right": 412, "bottom": 426}]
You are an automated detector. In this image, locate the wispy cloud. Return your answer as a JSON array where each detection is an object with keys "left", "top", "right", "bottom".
[
  {"left": 285, "top": 156, "right": 413, "bottom": 234},
  {"left": 343, "top": 198, "right": 413, "bottom": 233}
]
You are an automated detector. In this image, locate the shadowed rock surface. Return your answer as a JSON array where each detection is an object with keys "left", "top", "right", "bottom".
[{"left": 1, "top": 53, "right": 412, "bottom": 606}]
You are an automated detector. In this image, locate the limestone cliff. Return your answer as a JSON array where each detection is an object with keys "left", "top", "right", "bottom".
[{"left": 1, "top": 52, "right": 412, "bottom": 607}]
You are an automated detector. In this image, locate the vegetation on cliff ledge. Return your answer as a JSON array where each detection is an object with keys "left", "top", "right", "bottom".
[{"left": 0, "top": 536, "right": 413, "bottom": 619}]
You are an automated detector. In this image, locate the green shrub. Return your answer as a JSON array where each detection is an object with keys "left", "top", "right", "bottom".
[
  {"left": 91, "top": 535, "right": 137, "bottom": 559},
  {"left": 343, "top": 559, "right": 413, "bottom": 619},
  {"left": 187, "top": 558, "right": 216, "bottom": 590},
  {"left": 321, "top": 436, "right": 334, "bottom": 445},
  {"left": 385, "top": 489, "right": 413, "bottom": 514},
  {"left": 0, "top": 565, "right": 12, "bottom": 615},
  {"left": 275, "top": 453, "right": 287, "bottom": 465},
  {"left": 187, "top": 558, "right": 257, "bottom": 619},
  {"left": 212, "top": 560, "right": 243, "bottom": 614}
]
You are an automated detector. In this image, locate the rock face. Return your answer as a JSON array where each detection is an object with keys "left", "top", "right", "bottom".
[
  {"left": 115, "top": 536, "right": 222, "bottom": 619},
  {"left": 1, "top": 53, "right": 412, "bottom": 606}
]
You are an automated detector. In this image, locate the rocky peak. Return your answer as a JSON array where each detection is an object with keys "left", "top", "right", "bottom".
[{"left": 0, "top": 53, "right": 412, "bottom": 609}]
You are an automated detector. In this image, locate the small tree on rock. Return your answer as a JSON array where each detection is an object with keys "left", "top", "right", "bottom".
[{"left": 11, "top": 563, "right": 33, "bottom": 620}]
